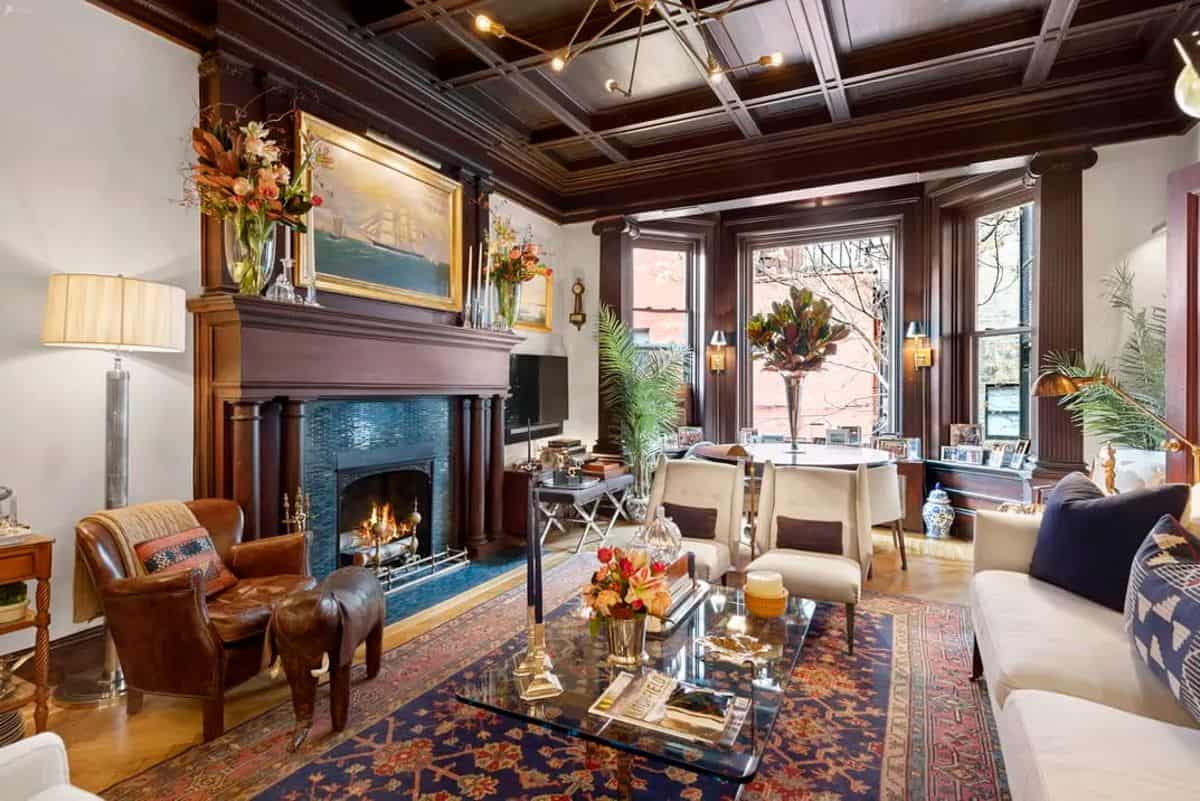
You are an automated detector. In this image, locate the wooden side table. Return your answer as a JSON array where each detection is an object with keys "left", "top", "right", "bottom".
[{"left": 0, "top": 534, "right": 53, "bottom": 732}]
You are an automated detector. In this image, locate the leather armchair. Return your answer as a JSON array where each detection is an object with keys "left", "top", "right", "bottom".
[{"left": 75, "top": 499, "right": 316, "bottom": 741}]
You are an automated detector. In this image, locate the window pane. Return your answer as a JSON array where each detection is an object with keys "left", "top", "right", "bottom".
[
  {"left": 633, "top": 247, "right": 688, "bottom": 310},
  {"left": 750, "top": 236, "right": 894, "bottom": 437},
  {"left": 631, "top": 310, "right": 689, "bottom": 347},
  {"left": 975, "top": 202, "right": 1033, "bottom": 331},
  {"left": 977, "top": 332, "right": 1031, "bottom": 439}
]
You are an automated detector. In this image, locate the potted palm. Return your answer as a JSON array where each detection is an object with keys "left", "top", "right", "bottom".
[
  {"left": 746, "top": 287, "right": 850, "bottom": 451},
  {"left": 597, "top": 307, "right": 688, "bottom": 517}
]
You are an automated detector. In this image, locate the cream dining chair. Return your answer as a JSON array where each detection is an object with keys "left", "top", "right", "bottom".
[
  {"left": 645, "top": 456, "right": 745, "bottom": 583},
  {"left": 867, "top": 463, "right": 908, "bottom": 570},
  {"left": 745, "top": 463, "right": 873, "bottom": 653}
]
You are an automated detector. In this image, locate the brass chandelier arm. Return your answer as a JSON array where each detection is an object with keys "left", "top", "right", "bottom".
[
  {"left": 565, "top": 0, "right": 604, "bottom": 56},
  {"left": 624, "top": 11, "right": 648, "bottom": 95},
  {"left": 571, "top": 4, "right": 643, "bottom": 62}
]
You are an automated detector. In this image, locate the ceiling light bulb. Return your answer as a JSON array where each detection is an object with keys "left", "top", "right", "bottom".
[
  {"left": 474, "top": 14, "right": 493, "bottom": 33},
  {"left": 1177, "top": 63, "right": 1200, "bottom": 118},
  {"left": 551, "top": 53, "right": 566, "bottom": 72},
  {"left": 766, "top": 51, "right": 784, "bottom": 67},
  {"left": 604, "top": 78, "right": 618, "bottom": 93},
  {"left": 709, "top": 71, "right": 724, "bottom": 84}
]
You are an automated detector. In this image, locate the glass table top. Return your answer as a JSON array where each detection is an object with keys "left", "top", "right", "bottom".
[{"left": 455, "top": 590, "right": 816, "bottom": 785}]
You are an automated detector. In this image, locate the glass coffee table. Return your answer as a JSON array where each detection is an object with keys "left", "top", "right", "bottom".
[{"left": 456, "top": 590, "right": 816, "bottom": 800}]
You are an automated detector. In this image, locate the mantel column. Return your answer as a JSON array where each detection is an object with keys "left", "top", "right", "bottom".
[
  {"left": 489, "top": 394, "right": 505, "bottom": 543},
  {"left": 592, "top": 216, "right": 640, "bottom": 453},
  {"left": 281, "top": 399, "right": 306, "bottom": 515},
  {"left": 229, "top": 400, "right": 263, "bottom": 541},
  {"left": 468, "top": 396, "right": 488, "bottom": 554},
  {"left": 1029, "top": 146, "right": 1097, "bottom": 479}
]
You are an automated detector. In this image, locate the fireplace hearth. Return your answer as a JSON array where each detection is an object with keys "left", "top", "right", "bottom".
[{"left": 335, "top": 445, "right": 467, "bottom": 595}]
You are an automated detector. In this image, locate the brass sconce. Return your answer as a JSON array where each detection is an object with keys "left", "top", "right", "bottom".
[
  {"left": 707, "top": 330, "right": 728, "bottom": 373},
  {"left": 568, "top": 279, "right": 587, "bottom": 330},
  {"left": 905, "top": 321, "right": 934, "bottom": 368}
]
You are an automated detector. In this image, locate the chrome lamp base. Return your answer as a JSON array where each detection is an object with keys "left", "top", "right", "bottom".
[{"left": 53, "top": 631, "right": 126, "bottom": 706}]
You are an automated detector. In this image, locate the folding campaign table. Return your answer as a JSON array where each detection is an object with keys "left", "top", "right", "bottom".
[{"left": 531, "top": 472, "right": 635, "bottom": 553}]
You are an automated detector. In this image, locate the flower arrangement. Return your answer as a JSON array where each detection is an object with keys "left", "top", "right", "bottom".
[
  {"left": 582, "top": 546, "right": 671, "bottom": 629},
  {"left": 745, "top": 286, "right": 850, "bottom": 374},
  {"left": 189, "top": 111, "right": 328, "bottom": 295},
  {"left": 487, "top": 214, "right": 553, "bottom": 329}
]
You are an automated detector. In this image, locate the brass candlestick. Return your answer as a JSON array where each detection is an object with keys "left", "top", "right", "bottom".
[{"left": 514, "top": 484, "right": 562, "bottom": 701}]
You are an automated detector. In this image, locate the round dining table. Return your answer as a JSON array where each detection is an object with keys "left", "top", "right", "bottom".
[{"left": 693, "top": 441, "right": 896, "bottom": 469}]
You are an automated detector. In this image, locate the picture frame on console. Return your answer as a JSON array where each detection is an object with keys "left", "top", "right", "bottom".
[{"left": 296, "top": 112, "right": 463, "bottom": 311}]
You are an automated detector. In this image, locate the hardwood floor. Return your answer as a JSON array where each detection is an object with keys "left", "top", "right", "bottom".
[{"left": 27, "top": 528, "right": 971, "bottom": 794}]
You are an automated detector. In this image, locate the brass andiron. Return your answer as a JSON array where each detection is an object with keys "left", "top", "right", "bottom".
[{"left": 282, "top": 487, "right": 313, "bottom": 534}]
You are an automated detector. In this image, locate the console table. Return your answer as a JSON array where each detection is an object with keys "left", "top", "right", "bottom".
[{"left": 0, "top": 534, "right": 53, "bottom": 733}]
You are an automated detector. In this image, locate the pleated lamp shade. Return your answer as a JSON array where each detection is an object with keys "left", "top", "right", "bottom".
[{"left": 41, "top": 274, "right": 186, "bottom": 353}]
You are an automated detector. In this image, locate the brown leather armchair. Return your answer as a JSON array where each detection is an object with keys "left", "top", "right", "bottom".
[{"left": 75, "top": 499, "right": 316, "bottom": 740}]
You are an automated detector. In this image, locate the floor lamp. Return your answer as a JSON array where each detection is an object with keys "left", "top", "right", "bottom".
[{"left": 41, "top": 273, "right": 186, "bottom": 705}]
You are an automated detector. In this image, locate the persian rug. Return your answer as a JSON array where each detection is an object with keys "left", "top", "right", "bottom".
[{"left": 105, "top": 558, "right": 1008, "bottom": 801}]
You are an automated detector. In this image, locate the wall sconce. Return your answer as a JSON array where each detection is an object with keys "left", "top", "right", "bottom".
[
  {"left": 905, "top": 321, "right": 934, "bottom": 368},
  {"left": 568, "top": 279, "right": 587, "bottom": 330},
  {"left": 707, "top": 330, "right": 728, "bottom": 373}
]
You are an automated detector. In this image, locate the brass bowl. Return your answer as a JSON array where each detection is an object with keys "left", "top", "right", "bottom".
[{"left": 745, "top": 588, "right": 789, "bottom": 618}]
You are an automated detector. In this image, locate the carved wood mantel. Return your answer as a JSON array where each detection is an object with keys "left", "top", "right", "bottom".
[{"left": 189, "top": 294, "right": 519, "bottom": 546}]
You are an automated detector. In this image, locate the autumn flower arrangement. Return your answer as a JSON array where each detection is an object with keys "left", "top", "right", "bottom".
[
  {"left": 189, "top": 110, "right": 329, "bottom": 295},
  {"left": 583, "top": 546, "right": 671, "bottom": 633},
  {"left": 488, "top": 214, "right": 553, "bottom": 329}
]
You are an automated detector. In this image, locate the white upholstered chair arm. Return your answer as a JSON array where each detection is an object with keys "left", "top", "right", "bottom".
[
  {"left": 973, "top": 510, "right": 1041, "bottom": 575},
  {"left": 645, "top": 454, "right": 668, "bottom": 521},
  {"left": 3, "top": 733, "right": 71, "bottom": 799}
]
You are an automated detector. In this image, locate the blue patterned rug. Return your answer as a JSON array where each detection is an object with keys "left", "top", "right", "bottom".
[{"left": 105, "top": 557, "right": 1007, "bottom": 801}]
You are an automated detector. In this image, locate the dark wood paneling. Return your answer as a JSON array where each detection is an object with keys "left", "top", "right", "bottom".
[
  {"left": 1166, "top": 161, "right": 1200, "bottom": 483},
  {"left": 593, "top": 216, "right": 639, "bottom": 452},
  {"left": 897, "top": 460, "right": 926, "bottom": 532},
  {"left": 925, "top": 459, "right": 1034, "bottom": 538}
]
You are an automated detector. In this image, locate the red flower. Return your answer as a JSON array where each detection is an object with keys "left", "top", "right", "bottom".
[
  {"left": 619, "top": 558, "right": 634, "bottom": 577},
  {"left": 631, "top": 599, "right": 644, "bottom": 611},
  {"left": 545, "top": 268, "right": 553, "bottom": 276},
  {"left": 246, "top": 199, "right": 262, "bottom": 212},
  {"left": 311, "top": 195, "right": 324, "bottom": 207},
  {"left": 597, "top": 547, "right": 613, "bottom": 564},
  {"left": 651, "top": 561, "right": 666, "bottom": 575}
]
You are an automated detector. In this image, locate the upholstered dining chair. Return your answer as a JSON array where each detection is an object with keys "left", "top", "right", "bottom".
[
  {"left": 745, "top": 463, "right": 873, "bottom": 653},
  {"left": 867, "top": 463, "right": 908, "bottom": 570},
  {"left": 75, "top": 499, "right": 316, "bottom": 741},
  {"left": 645, "top": 457, "right": 745, "bottom": 583}
]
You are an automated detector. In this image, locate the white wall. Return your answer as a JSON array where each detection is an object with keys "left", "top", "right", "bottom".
[
  {"left": 0, "top": 0, "right": 200, "bottom": 649},
  {"left": 490, "top": 196, "right": 600, "bottom": 462},
  {"left": 1080, "top": 132, "right": 1198, "bottom": 468}
]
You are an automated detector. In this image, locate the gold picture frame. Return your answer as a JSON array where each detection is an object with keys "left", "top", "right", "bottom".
[
  {"left": 295, "top": 112, "right": 462, "bottom": 311},
  {"left": 515, "top": 272, "right": 553, "bottom": 333}
]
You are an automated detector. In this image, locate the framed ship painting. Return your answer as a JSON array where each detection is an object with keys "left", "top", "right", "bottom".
[
  {"left": 515, "top": 272, "right": 553, "bottom": 333},
  {"left": 296, "top": 113, "right": 462, "bottom": 311}
]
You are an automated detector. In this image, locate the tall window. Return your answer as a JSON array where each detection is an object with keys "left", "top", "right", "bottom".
[
  {"left": 749, "top": 233, "right": 895, "bottom": 438},
  {"left": 973, "top": 202, "right": 1034, "bottom": 439},
  {"left": 632, "top": 240, "right": 695, "bottom": 351}
]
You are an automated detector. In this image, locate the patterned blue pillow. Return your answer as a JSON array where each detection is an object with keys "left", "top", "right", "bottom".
[{"left": 1125, "top": 514, "right": 1200, "bottom": 724}]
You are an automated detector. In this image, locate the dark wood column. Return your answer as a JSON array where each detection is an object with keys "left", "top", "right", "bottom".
[
  {"left": 1167, "top": 162, "right": 1200, "bottom": 483},
  {"left": 593, "top": 216, "right": 639, "bottom": 452},
  {"left": 229, "top": 400, "right": 263, "bottom": 540},
  {"left": 281, "top": 399, "right": 306, "bottom": 511},
  {"left": 1028, "top": 146, "right": 1096, "bottom": 479},
  {"left": 468, "top": 395, "right": 487, "bottom": 553},
  {"left": 489, "top": 394, "right": 505, "bottom": 542}
]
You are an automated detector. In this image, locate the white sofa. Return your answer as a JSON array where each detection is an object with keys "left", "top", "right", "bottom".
[
  {"left": 2, "top": 732, "right": 100, "bottom": 801},
  {"left": 970, "top": 510, "right": 1200, "bottom": 801}
]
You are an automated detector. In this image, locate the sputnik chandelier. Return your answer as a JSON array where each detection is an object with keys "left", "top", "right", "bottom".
[{"left": 473, "top": 0, "right": 783, "bottom": 99}]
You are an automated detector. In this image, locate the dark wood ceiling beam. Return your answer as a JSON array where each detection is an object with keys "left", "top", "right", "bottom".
[
  {"left": 438, "top": 0, "right": 778, "bottom": 88},
  {"left": 1023, "top": 0, "right": 1081, "bottom": 84},
  {"left": 353, "top": 0, "right": 484, "bottom": 37},
  {"left": 401, "top": 0, "right": 629, "bottom": 163},
  {"left": 783, "top": 0, "right": 850, "bottom": 121},
  {"left": 653, "top": 2, "right": 762, "bottom": 138},
  {"left": 1147, "top": 1, "right": 1200, "bottom": 63}
]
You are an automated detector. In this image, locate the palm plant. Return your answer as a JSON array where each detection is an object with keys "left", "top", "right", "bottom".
[
  {"left": 597, "top": 307, "right": 688, "bottom": 511},
  {"left": 1042, "top": 263, "right": 1167, "bottom": 450}
]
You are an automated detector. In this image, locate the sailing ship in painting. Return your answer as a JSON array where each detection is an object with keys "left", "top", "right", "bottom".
[{"left": 360, "top": 208, "right": 431, "bottom": 261}]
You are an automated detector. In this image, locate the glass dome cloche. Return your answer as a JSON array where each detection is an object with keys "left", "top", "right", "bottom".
[{"left": 631, "top": 506, "right": 683, "bottom": 565}]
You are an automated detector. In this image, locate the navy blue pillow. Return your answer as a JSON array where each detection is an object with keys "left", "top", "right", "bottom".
[{"left": 1029, "top": 472, "right": 1190, "bottom": 611}]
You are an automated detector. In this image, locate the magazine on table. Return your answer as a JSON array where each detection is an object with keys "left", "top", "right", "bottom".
[{"left": 588, "top": 670, "right": 749, "bottom": 746}]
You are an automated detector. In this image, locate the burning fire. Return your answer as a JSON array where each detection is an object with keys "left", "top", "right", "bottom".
[{"left": 358, "top": 500, "right": 420, "bottom": 547}]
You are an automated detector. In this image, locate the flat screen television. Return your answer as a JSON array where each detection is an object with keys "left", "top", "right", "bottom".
[{"left": 506, "top": 354, "right": 569, "bottom": 444}]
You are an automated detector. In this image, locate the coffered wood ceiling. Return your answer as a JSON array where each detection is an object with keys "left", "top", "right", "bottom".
[{"left": 95, "top": 0, "right": 1197, "bottom": 221}]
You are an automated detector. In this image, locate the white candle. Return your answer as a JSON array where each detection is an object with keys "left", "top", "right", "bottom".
[
  {"left": 746, "top": 570, "right": 783, "bottom": 597},
  {"left": 283, "top": 228, "right": 292, "bottom": 262},
  {"left": 466, "top": 245, "right": 474, "bottom": 311},
  {"left": 482, "top": 244, "right": 491, "bottom": 324}
]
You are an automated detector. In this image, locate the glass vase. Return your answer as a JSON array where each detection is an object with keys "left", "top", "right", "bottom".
[
  {"left": 223, "top": 215, "right": 276, "bottom": 296},
  {"left": 782, "top": 372, "right": 806, "bottom": 453},
  {"left": 605, "top": 615, "right": 647, "bottom": 668},
  {"left": 495, "top": 279, "right": 522, "bottom": 331}
]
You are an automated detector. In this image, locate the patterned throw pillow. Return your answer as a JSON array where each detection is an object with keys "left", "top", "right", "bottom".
[
  {"left": 133, "top": 527, "right": 238, "bottom": 597},
  {"left": 1125, "top": 514, "right": 1200, "bottom": 724}
]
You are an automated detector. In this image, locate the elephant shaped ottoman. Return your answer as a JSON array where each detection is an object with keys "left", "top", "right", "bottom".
[{"left": 270, "top": 566, "right": 386, "bottom": 751}]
